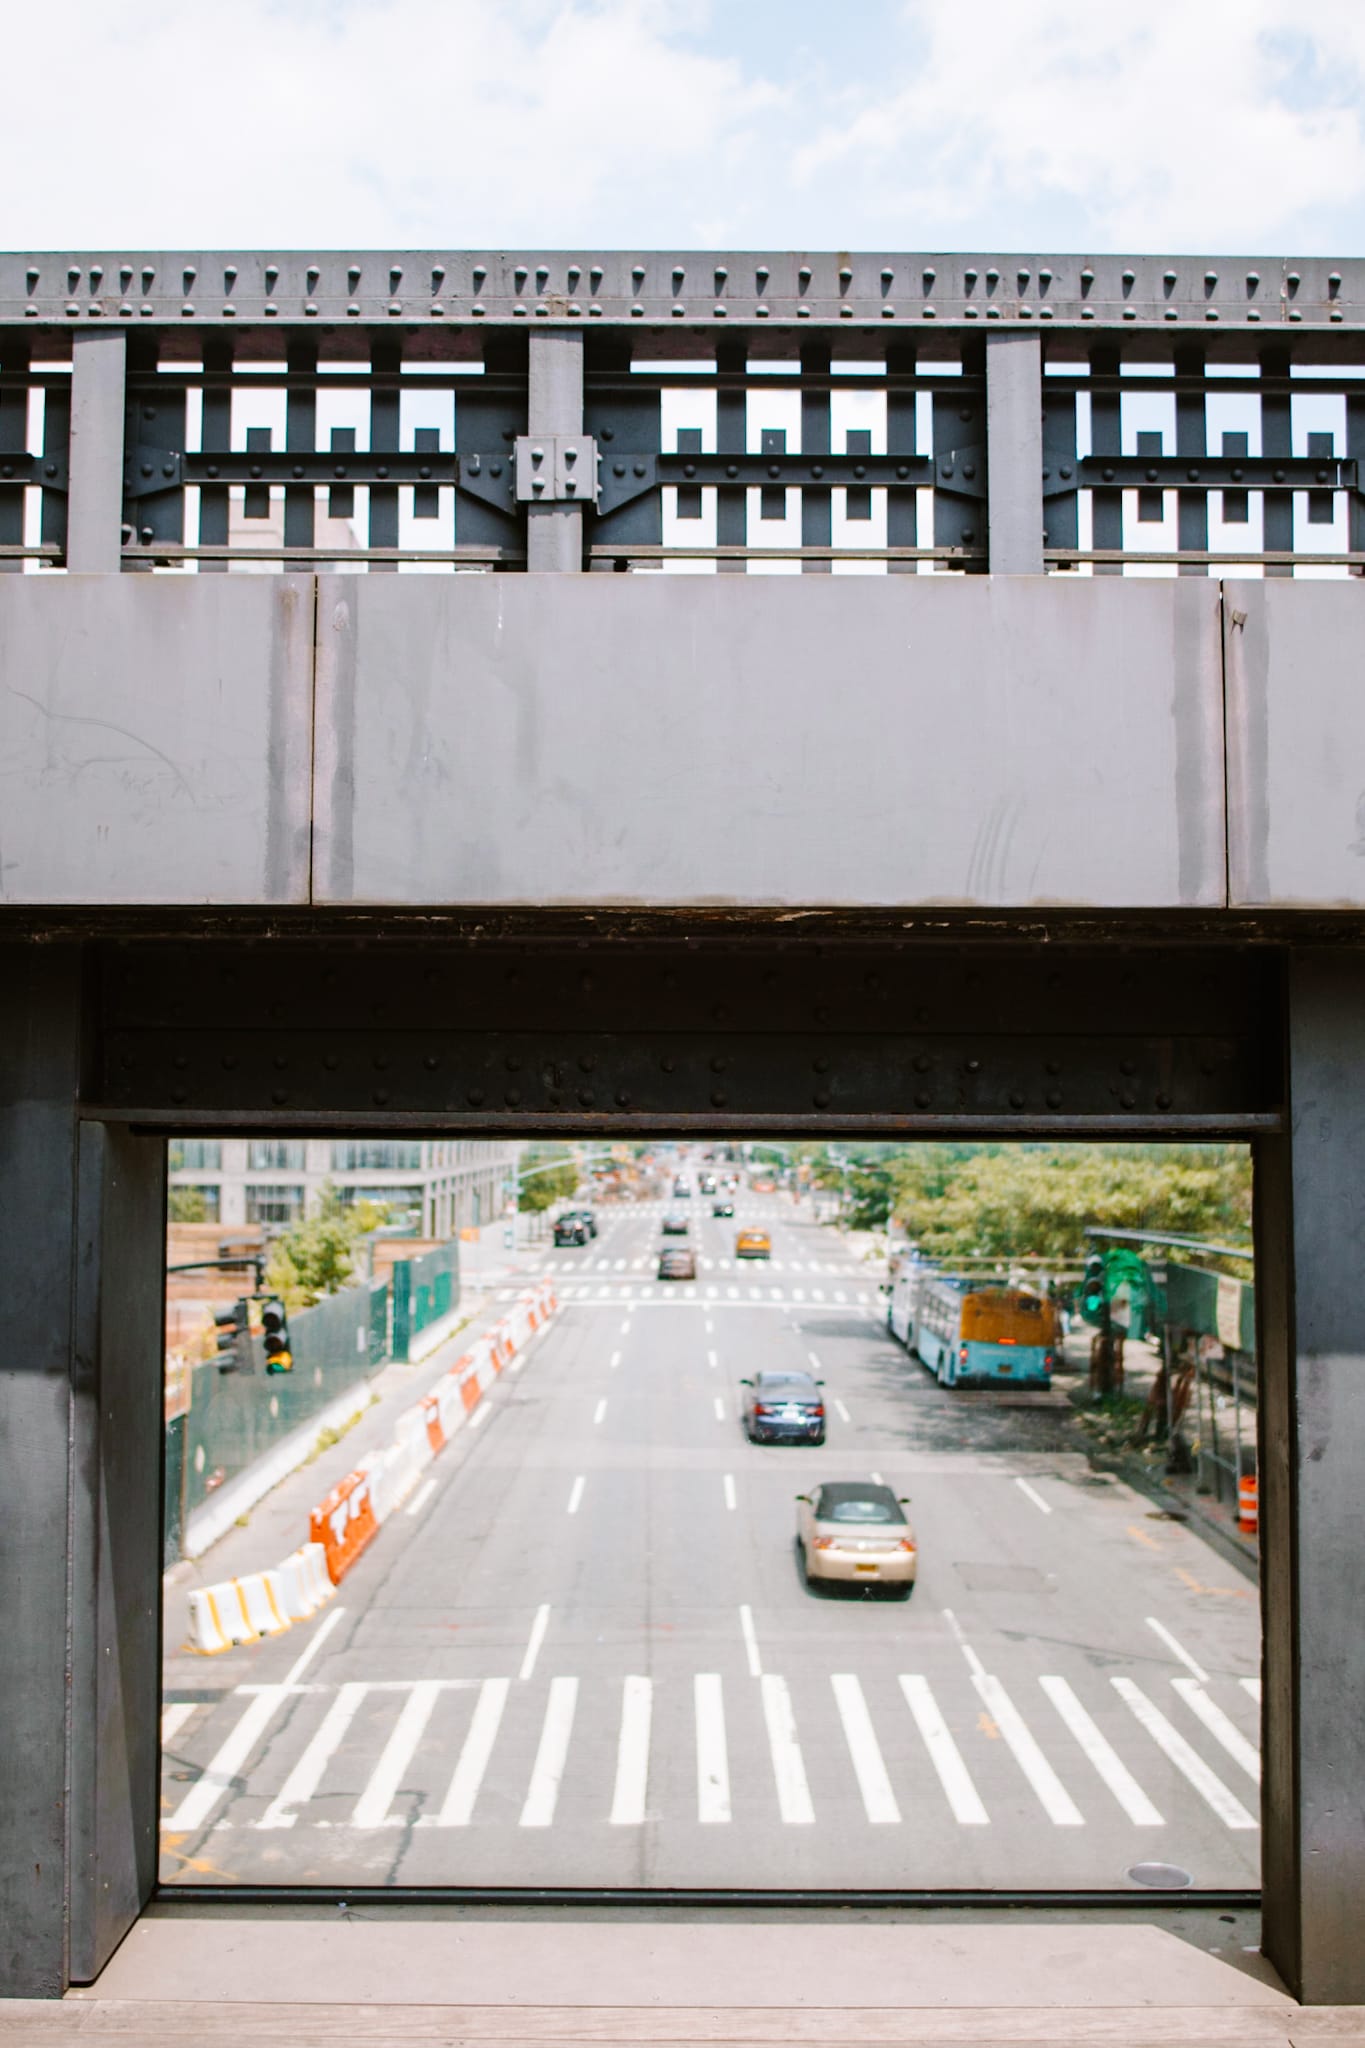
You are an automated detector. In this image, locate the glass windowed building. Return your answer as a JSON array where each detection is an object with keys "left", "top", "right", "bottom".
[{"left": 167, "top": 1139, "right": 516, "bottom": 1238}]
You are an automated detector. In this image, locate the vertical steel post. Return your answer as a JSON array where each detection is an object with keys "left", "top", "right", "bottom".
[
  {"left": 1257, "top": 949, "right": 1365, "bottom": 2003},
  {"left": 985, "top": 333, "right": 1043, "bottom": 573},
  {"left": 1175, "top": 343, "right": 1208, "bottom": 574},
  {"left": 67, "top": 332, "right": 126, "bottom": 571},
  {"left": 800, "top": 340, "right": 831, "bottom": 573},
  {"left": 527, "top": 331, "right": 583, "bottom": 572},
  {"left": 885, "top": 340, "right": 918, "bottom": 573},
  {"left": 1089, "top": 343, "right": 1123, "bottom": 573},
  {"left": 716, "top": 337, "right": 747, "bottom": 573}
]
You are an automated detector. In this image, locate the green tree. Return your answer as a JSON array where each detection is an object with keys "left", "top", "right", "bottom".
[
  {"left": 264, "top": 1183, "right": 392, "bottom": 1310},
  {"left": 517, "top": 1146, "right": 581, "bottom": 1214},
  {"left": 167, "top": 1186, "right": 209, "bottom": 1223},
  {"left": 887, "top": 1143, "right": 1251, "bottom": 1265}
]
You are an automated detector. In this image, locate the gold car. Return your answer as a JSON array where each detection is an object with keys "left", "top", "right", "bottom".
[
  {"left": 796, "top": 1481, "right": 917, "bottom": 1596},
  {"left": 736, "top": 1228, "right": 772, "bottom": 1259}
]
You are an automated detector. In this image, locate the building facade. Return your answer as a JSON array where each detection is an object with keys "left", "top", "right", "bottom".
[{"left": 168, "top": 1138, "right": 516, "bottom": 1238}]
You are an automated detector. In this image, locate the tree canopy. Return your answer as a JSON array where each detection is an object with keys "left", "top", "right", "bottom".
[
  {"left": 264, "top": 1182, "right": 393, "bottom": 1308},
  {"left": 517, "top": 1145, "right": 581, "bottom": 1214},
  {"left": 801, "top": 1143, "right": 1252, "bottom": 1264}
]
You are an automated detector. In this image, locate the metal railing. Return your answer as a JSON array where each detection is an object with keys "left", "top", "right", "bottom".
[{"left": 3, "top": 250, "right": 1363, "bottom": 578}]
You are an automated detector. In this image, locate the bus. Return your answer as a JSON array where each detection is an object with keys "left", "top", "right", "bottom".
[
  {"left": 886, "top": 1254, "right": 935, "bottom": 1351},
  {"left": 913, "top": 1276, "right": 1056, "bottom": 1388}
]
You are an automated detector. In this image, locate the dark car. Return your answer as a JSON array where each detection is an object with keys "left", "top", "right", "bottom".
[
  {"left": 554, "top": 1215, "right": 590, "bottom": 1247},
  {"left": 661, "top": 1212, "right": 690, "bottom": 1236},
  {"left": 564, "top": 1207, "right": 598, "bottom": 1238},
  {"left": 658, "top": 1248, "right": 697, "bottom": 1281},
  {"left": 739, "top": 1369, "right": 826, "bottom": 1444},
  {"left": 712, "top": 1198, "right": 735, "bottom": 1218}
]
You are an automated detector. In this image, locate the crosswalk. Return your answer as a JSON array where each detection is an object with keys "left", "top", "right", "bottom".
[
  {"left": 494, "top": 1273, "right": 884, "bottom": 1312},
  {"left": 541, "top": 1256, "right": 872, "bottom": 1277},
  {"left": 161, "top": 1663, "right": 1260, "bottom": 1841}
]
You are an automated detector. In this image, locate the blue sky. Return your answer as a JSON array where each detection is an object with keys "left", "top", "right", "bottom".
[{"left": 5, "top": 0, "right": 1365, "bottom": 253}]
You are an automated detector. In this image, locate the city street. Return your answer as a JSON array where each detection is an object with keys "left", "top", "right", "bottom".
[{"left": 160, "top": 1181, "right": 1261, "bottom": 1894}]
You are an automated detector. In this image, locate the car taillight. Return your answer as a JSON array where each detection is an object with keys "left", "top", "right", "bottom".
[
  {"left": 753, "top": 1403, "right": 772, "bottom": 1417},
  {"left": 1044, "top": 1353, "right": 1054, "bottom": 1371},
  {"left": 812, "top": 1405, "right": 825, "bottom": 1418}
]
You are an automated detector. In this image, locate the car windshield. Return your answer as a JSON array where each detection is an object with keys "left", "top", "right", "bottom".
[{"left": 818, "top": 1485, "right": 904, "bottom": 1525}]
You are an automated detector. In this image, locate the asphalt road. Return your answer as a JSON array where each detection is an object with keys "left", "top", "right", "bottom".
[{"left": 161, "top": 1179, "right": 1262, "bottom": 1893}]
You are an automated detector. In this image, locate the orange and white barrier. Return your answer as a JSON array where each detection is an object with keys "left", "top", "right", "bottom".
[
  {"left": 1239, "top": 1472, "right": 1259, "bottom": 1536},
  {"left": 310, "top": 1464, "right": 381, "bottom": 1584},
  {"left": 188, "top": 1280, "right": 559, "bottom": 1654}
]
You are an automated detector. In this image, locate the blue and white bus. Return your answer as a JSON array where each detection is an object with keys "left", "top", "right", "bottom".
[{"left": 912, "top": 1275, "right": 1056, "bottom": 1388}]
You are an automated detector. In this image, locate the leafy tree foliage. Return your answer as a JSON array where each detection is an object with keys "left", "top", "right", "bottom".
[
  {"left": 798, "top": 1143, "right": 1252, "bottom": 1261},
  {"left": 265, "top": 1182, "right": 392, "bottom": 1308},
  {"left": 168, "top": 1185, "right": 210, "bottom": 1223},
  {"left": 517, "top": 1146, "right": 581, "bottom": 1214}
]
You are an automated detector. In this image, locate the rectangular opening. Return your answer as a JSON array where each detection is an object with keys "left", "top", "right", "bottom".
[{"left": 159, "top": 1137, "right": 1259, "bottom": 1898}]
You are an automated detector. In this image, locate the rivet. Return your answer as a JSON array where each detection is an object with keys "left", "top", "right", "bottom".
[
  {"left": 467, "top": 1087, "right": 486, "bottom": 1106},
  {"left": 1046, "top": 1090, "right": 1062, "bottom": 1109},
  {"left": 813, "top": 1091, "right": 830, "bottom": 1109}
]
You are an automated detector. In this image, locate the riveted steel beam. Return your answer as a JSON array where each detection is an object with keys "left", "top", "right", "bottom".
[{"left": 6, "top": 253, "right": 1365, "bottom": 336}]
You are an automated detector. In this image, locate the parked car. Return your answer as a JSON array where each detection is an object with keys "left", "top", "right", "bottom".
[
  {"left": 739, "top": 1369, "right": 825, "bottom": 1444},
  {"left": 661, "top": 1212, "right": 690, "bottom": 1236},
  {"left": 713, "top": 1198, "right": 735, "bottom": 1218},
  {"left": 736, "top": 1228, "right": 771, "bottom": 1259},
  {"left": 658, "top": 1248, "right": 697, "bottom": 1281},
  {"left": 554, "top": 1215, "right": 590, "bottom": 1247},
  {"left": 795, "top": 1482, "right": 916, "bottom": 1595}
]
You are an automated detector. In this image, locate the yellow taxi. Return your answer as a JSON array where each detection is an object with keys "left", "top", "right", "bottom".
[{"left": 736, "top": 1228, "right": 772, "bottom": 1260}]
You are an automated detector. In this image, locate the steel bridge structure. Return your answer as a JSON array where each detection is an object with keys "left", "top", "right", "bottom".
[{"left": 2, "top": 248, "right": 1365, "bottom": 2002}]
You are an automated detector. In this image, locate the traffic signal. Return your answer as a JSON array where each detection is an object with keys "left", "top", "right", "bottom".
[
  {"left": 1079, "top": 1252, "right": 1108, "bottom": 1325},
  {"left": 261, "top": 1297, "right": 293, "bottom": 1375},
  {"left": 213, "top": 1298, "right": 250, "bottom": 1374}
]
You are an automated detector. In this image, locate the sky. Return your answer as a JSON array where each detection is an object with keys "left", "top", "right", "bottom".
[{"left": 5, "top": 0, "right": 1365, "bottom": 255}]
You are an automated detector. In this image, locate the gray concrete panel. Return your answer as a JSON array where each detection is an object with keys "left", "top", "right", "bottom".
[
  {"left": 1226, "top": 580, "right": 1365, "bottom": 906},
  {"left": 986, "top": 335, "right": 1043, "bottom": 575},
  {"left": 0, "top": 576, "right": 313, "bottom": 904},
  {"left": 66, "top": 335, "right": 126, "bottom": 574},
  {"left": 314, "top": 574, "right": 1226, "bottom": 908}
]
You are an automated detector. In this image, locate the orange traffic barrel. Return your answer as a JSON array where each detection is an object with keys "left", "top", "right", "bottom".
[{"left": 1239, "top": 1473, "right": 1259, "bottom": 1536}]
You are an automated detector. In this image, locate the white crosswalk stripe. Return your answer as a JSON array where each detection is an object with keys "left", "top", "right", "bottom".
[
  {"left": 1112, "top": 1678, "right": 1257, "bottom": 1829},
  {"left": 166, "top": 1667, "right": 1261, "bottom": 1841}
]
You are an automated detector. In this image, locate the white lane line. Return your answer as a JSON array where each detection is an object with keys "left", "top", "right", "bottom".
[
  {"left": 255, "top": 1683, "right": 368, "bottom": 1831},
  {"left": 353, "top": 1680, "right": 442, "bottom": 1828},
  {"left": 406, "top": 1477, "right": 438, "bottom": 1518},
  {"left": 761, "top": 1674, "right": 815, "bottom": 1825},
  {"left": 609, "top": 1349, "right": 622, "bottom": 1369},
  {"left": 609, "top": 1676, "right": 653, "bottom": 1825},
  {"left": 1113, "top": 1678, "right": 1257, "bottom": 1829},
  {"left": 811, "top": 1288, "right": 825, "bottom": 1302},
  {"left": 807, "top": 1350, "right": 823, "bottom": 1372},
  {"left": 1146, "top": 1616, "right": 1209, "bottom": 1682},
  {"left": 1040, "top": 1675, "right": 1164, "bottom": 1826},
  {"left": 620, "top": 1319, "right": 631, "bottom": 1334},
  {"left": 567, "top": 1475, "right": 586, "bottom": 1515},
  {"left": 739, "top": 1602, "right": 762, "bottom": 1677},
  {"left": 1172, "top": 1678, "right": 1261, "bottom": 1782},
  {"left": 714, "top": 1395, "right": 726, "bottom": 1421},
  {"left": 164, "top": 1689, "right": 294, "bottom": 1834},
  {"left": 833, "top": 1289, "right": 847, "bottom": 1304},
  {"left": 900, "top": 1675, "right": 989, "bottom": 1825},
  {"left": 1241, "top": 1677, "right": 1263, "bottom": 1704},
  {"left": 161, "top": 1702, "right": 196, "bottom": 1746},
  {"left": 707, "top": 1348, "right": 718, "bottom": 1369},
  {"left": 833, "top": 1398, "right": 852, "bottom": 1424},
  {"left": 282, "top": 1603, "right": 346, "bottom": 1686},
  {"left": 614, "top": 1259, "right": 626, "bottom": 1271},
  {"left": 941, "top": 1606, "right": 986, "bottom": 1679},
  {"left": 695, "top": 1674, "right": 731, "bottom": 1823},
  {"left": 832, "top": 1674, "right": 901, "bottom": 1824},
  {"left": 723, "top": 1473, "right": 737, "bottom": 1511},
  {"left": 519, "top": 1603, "right": 551, "bottom": 1682},
  {"left": 593, "top": 1398, "right": 608, "bottom": 1425},
  {"left": 869, "top": 1471, "right": 884, "bottom": 1486},
  {"left": 520, "top": 1676, "right": 579, "bottom": 1827},
  {"left": 1015, "top": 1477, "right": 1053, "bottom": 1516},
  {"left": 434, "top": 1678, "right": 508, "bottom": 1826},
  {"left": 973, "top": 1674, "right": 1084, "bottom": 1826},
  {"left": 705, "top": 1318, "right": 715, "bottom": 1334}
]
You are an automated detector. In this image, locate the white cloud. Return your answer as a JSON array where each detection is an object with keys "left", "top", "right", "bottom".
[
  {"left": 791, "top": 0, "right": 1365, "bottom": 251},
  {"left": 3, "top": 0, "right": 1364, "bottom": 252}
]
